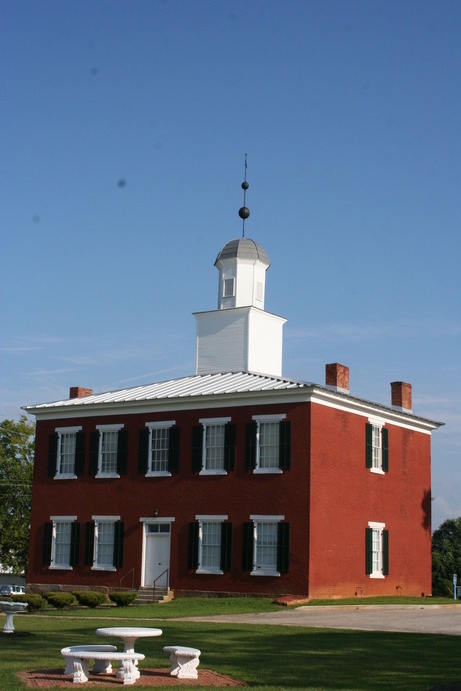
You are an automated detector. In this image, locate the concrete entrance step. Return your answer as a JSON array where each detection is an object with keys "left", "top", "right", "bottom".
[{"left": 135, "top": 587, "right": 174, "bottom": 604}]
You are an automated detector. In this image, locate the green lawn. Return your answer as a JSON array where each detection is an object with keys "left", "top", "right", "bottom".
[
  {"left": 31, "top": 595, "right": 282, "bottom": 619},
  {"left": 29, "top": 594, "right": 461, "bottom": 619},
  {"left": 2, "top": 598, "right": 461, "bottom": 689}
]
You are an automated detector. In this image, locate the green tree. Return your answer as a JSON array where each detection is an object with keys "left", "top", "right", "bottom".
[
  {"left": 432, "top": 517, "right": 461, "bottom": 596},
  {"left": 0, "top": 416, "right": 35, "bottom": 575}
]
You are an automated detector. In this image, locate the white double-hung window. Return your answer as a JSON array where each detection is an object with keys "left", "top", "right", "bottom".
[
  {"left": 246, "top": 414, "right": 291, "bottom": 473},
  {"left": 57, "top": 428, "right": 80, "bottom": 476},
  {"left": 198, "top": 516, "right": 227, "bottom": 574},
  {"left": 243, "top": 515, "right": 290, "bottom": 577},
  {"left": 47, "top": 516, "right": 79, "bottom": 569},
  {"left": 49, "top": 426, "right": 84, "bottom": 478},
  {"left": 366, "top": 521, "right": 389, "bottom": 578},
  {"left": 95, "top": 520, "right": 115, "bottom": 568},
  {"left": 192, "top": 417, "right": 235, "bottom": 475},
  {"left": 147, "top": 421, "right": 175, "bottom": 475},
  {"left": 138, "top": 421, "right": 179, "bottom": 476},
  {"left": 88, "top": 515, "right": 124, "bottom": 571},
  {"left": 188, "top": 515, "right": 232, "bottom": 574},
  {"left": 366, "top": 419, "right": 389, "bottom": 474},
  {"left": 91, "top": 424, "right": 125, "bottom": 477},
  {"left": 100, "top": 429, "right": 119, "bottom": 474}
]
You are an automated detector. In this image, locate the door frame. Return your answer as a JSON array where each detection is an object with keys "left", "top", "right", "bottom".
[{"left": 139, "top": 516, "right": 175, "bottom": 588}]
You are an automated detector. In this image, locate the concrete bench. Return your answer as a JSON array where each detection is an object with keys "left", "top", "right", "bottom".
[
  {"left": 61, "top": 647, "right": 145, "bottom": 685},
  {"left": 61, "top": 645, "right": 118, "bottom": 675},
  {"left": 163, "top": 645, "right": 201, "bottom": 679}
]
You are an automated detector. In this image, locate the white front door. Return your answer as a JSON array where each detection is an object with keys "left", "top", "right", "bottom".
[{"left": 143, "top": 523, "right": 171, "bottom": 588}]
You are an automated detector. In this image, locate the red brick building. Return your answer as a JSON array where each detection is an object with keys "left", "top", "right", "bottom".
[{"left": 24, "top": 235, "right": 442, "bottom": 599}]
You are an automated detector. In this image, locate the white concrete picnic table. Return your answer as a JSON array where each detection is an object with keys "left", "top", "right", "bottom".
[
  {"left": 96, "top": 626, "right": 163, "bottom": 653},
  {"left": 95, "top": 626, "right": 162, "bottom": 680}
]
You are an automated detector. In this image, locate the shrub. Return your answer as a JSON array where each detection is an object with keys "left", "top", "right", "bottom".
[
  {"left": 108, "top": 591, "right": 137, "bottom": 607},
  {"left": 73, "top": 591, "right": 107, "bottom": 608},
  {"left": 44, "top": 592, "right": 77, "bottom": 609},
  {"left": 11, "top": 593, "right": 46, "bottom": 611}
]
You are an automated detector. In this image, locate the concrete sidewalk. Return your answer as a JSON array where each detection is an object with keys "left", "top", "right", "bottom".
[{"left": 179, "top": 605, "right": 461, "bottom": 636}]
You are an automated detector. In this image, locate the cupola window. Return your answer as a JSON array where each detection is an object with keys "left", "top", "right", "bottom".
[{"left": 223, "top": 277, "right": 235, "bottom": 298}]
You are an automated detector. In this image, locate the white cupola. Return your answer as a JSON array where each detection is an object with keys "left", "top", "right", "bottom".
[
  {"left": 214, "top": 238, "right": 270, "bottom": 310},
  {"left": 193, "top": 162, "right": 286, "bottom": 377}
]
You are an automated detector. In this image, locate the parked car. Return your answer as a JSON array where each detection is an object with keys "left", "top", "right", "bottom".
[
  {"left": 12, "top": 584, "right": 26, "bottom": 594},
  {"left": 0, "top": 584, "right": 25, "bottom": 596}
]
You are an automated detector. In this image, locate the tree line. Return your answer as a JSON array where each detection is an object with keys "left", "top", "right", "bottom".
[{"left": 0, "top": 416, "right": 35, "bottom": 575}]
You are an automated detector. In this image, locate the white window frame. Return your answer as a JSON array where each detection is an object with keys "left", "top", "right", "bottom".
[
  {"left": 49, "top": 515, "right": 77, "bottom": 570},
  {"left": 199, "top": 417, "right": 231, "bottom": 475},
  {"left": 145, "top": 421, "right": 175, "bottom": 477},
  {"left": 55, "top": 426, "right": 82, "bottom": 479},
  {"left": 96, "top": 424, "right": 124, "bottom": 478},
  {"left": 249, "top": 514, "right": 284, "bottom": 577},
  {"left": 368, "top": 417, "right": 385, "bottom": 475},
  {"left": 368, "top": 521, "right": 386, "bottom": 579},
  {"left": 91, "top": 515, "right": 120, "bottom": 571},
  {"left": 252, "top": 414, "right": 285, "bottom": 474},
  {"left": 195, "top": 514, "right": 227, "bottom": 575}
]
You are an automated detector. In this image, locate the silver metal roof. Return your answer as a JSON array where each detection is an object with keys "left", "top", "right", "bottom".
[
  {"left": 214, "top": 238, "right": 270, "bottom": 267},
  {"left": 24, "top": 371, "right": 307, "bottom": 410},
  {"left": 23, "top": 370, "right": 443, "bottom": 431}
]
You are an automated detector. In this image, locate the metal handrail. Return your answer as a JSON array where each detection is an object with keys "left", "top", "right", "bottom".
[
  {"left": 152, "top": 569, "right": 169, "bottom": 604},
  {"left": 119, "top": 567, "right": 135, "bottom": 590}
]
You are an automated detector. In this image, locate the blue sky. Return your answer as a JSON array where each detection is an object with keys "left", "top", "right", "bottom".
[{"left": 1, "top": 0, "right": 460, "bottom": 530}]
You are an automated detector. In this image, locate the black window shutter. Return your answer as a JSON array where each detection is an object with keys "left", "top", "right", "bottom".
[
  {"left": 220, "top": 522, "right": 233, "bottom": 571},
  {"left": 382, "top": 529, "right": 389, "bottom": 575},
  {"left": 75, "top": 432, "right": 86, "bottom": 476},
  {"left": 242, "top": 522, "right": 254, "bottom": 571},
  {"left": 89, "top": 432, "right": 99, "bottom": 476},
  {"left": 113, "top": 521, "right": 124, "bottom": 568},
  {"left": 117, "top": 430, "right": 128, "bottom": 475},
  {"left": 365, "top": 423, "right": 373, "bottom": 469},
  {"left": 70, "top": 522, "right": 81, "bottom": 567},
  {"left": 365, "top": 527, "right": 373, "bottom": 574},
  {"left": 279, "top": 420, "right": 291, "bottom": 470},
  {"left": 188, "top": 522, "right": 199, "bottom": 570},
  {"left": 277, "top": 522, "right": 290, "bottom": 573},
  {"left": 382, "top": 428, "right": 389, "bottom": 473},
  {"left": 138, "top": 428, "right": 149, "bottom": 474},
  {"left": 48, "top": 433, "right": 58, "bottom": 477},
  {"left": 43, "top": 521, "right": 53, "bottom": 566},
  {"left": 168, "top": 426, "right": 180, "bottom": 473},
  {"left": 224, "top": 423, "right": 236, "bottom": 471},
  {"left": 85, "top": 521, "right": 95, "bottom": 566},
  {"left": 245, "top": 422, "right": 257, "bottom": 470},
  {"left": 192, "top": 425, "right": 203, "bottom": 472}
]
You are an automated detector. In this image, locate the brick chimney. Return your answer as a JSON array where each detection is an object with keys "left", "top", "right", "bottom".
[
  {"left": 325, "top": 363, "right": 349, "bottom": 394},
  {"left": 69, "top": 387, "right": 93, "bottom": 399},
  {"left": 391, "top": 381, "right": 412, "bottom": 413}
]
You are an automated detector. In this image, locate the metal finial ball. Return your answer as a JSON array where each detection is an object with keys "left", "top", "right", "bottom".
[
  {"left": 239, "top": 206, "right": 250, "bottom": 220},
  {"left": 241, "top": 181, "right": 249, "bottom": 190}
]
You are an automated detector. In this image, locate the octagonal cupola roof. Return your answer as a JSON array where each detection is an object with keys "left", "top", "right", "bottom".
[{"left": 214, "top": 238, "right": 270, "bottom": 267}]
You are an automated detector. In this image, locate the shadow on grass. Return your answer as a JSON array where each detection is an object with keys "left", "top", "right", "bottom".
[{"left": 144, "top": 622, "right": 461, "bottom": 690}]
